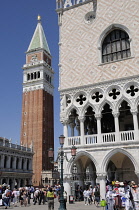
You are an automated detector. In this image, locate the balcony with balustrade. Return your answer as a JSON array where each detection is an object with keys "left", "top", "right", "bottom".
[{"left": 63, "top": 100, "right": 139, "bottom": 149}]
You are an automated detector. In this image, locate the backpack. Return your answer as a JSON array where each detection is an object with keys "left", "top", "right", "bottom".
[
  {"left": 94, "top": 189, "right": 100, "bottom": 197},
  {"left": 6, "top": 190, "right": 11, "bottom": 197}
]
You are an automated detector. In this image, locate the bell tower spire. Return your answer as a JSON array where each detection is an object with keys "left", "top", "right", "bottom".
[{"left": 20, "top": 16, "right": 54, "bottom": 187}]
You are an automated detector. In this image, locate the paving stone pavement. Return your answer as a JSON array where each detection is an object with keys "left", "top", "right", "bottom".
[{"left": 0, "top": 198, "right": 103, "bottom": 210}]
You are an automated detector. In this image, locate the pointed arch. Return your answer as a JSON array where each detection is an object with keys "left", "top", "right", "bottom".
[
  {"left": 115, "top": 97, "right": 133, "bottom": 112},
  {"left": 101, "top": 148, "right": 139, "bottom": 173},
  {"left": 66, "top": 151, "right": 99, "bottom": 174},
  {"left": 66, "top": 105, "right": 80, "bottom": 117},
  {"left": 100, "top": 102, "right": 115, "bottom": 133},
  {"left": 98, "top": 99, "right": 114, "bottom": 113},
  {"left": 81, "top": 102, "right": 96, "bottom": 117}
]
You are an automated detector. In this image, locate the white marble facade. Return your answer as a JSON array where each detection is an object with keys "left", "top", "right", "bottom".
[{"left": 57, "top": 0, "right": 139, "bottom": 199}]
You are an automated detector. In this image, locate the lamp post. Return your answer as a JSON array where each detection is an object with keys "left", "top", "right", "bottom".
[
  {"left": 49, "top": 135, "right": 77, "bottom": 210},
  {"left": 58, "top": 135, "right": 65, "bottom": 210},
  {"left": 58, "top": 135, "right": 77, "bottom": 210}
]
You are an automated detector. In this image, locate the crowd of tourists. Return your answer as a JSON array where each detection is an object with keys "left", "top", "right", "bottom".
[
  {"left": 77, "top": 180, "right": 139, "bottom": 210},
  {"left": 105, "top": 180, "right": 139, "bottom": 210},
  {"left": 1, "top": 180, "right": 139, "bottom": 210},
  {"left": 0, "top": 184, "right": 62, "bottom": 209},
  {"left": 75, "top": 184, "right": 101, "bottom": 206}
]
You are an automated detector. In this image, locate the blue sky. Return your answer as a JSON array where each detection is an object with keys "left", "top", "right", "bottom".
[{"left": 0, "top": 0, "right": 62, "bottom": 156}]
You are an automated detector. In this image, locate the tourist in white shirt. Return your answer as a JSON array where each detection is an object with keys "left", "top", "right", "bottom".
[
  {"left": 83, "top": 188, "right": 91, "bottom": 205},
  {"left": 12, "top": 188, "right": 18, "bottom": 207}
]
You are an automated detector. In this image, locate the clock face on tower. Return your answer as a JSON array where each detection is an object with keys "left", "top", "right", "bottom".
[{"left": 85, "top": 11, "right": 95, "bottom": 24}]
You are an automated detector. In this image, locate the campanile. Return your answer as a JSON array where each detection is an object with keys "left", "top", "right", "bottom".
[{"left": 20, "top": 16, "right": 54, "bottom": 186}]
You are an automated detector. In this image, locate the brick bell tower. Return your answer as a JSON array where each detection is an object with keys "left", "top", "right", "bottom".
[{"left": 20, "top": 15, "right": 54, "bottom": 186}]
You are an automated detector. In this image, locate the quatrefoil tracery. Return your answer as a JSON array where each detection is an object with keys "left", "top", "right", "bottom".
[
  {"left": 126, "top": 85, "right": 139, "bottom": 97},
  {"left": 109, "top": 88, "right": 120, "bottom": 100},
  {"left": 92, "top": 92, "right": 103, "bottom": 103},
  {"left": 76, "top": 94, "right": 86, "bottom": 105}
]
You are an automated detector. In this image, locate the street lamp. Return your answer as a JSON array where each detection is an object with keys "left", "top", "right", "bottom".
[
  {"left": 48, "top": 147, "right": 54, "bottom": 163},
  {"left": 58, "top": 135, "right": 77, "bottom": 210},
  {"left": 49, "top": 135, "right": 77, "bottom": 210}
]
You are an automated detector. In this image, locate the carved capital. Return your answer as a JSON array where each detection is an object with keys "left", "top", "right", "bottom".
[
  {"left": 63, "top": 174, "right": 72, "bottom": 181},
  {"left": 112, "top": 112, "right": 119, "bottom": 118},
  {"left": 62, "top": 118, "right": 69, "bottom": 125},
  {"left": 78, "top": 116, "right": 85, "bottom": 122},
  {"left": 95, "top": 114, "right": 102, "bottom": 120},
  {"left": 97, "top": 172, "right": 107, "bottom": 180},
  {"left": 131, "top": 109, "right": 138, "bottom": 115}
]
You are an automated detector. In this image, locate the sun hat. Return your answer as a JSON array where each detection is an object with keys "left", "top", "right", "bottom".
[
  {"left": 115, "top": 181, "right": 120, "bottom": 185},
  {"left": 131, "top": 181, "right": 135, "bottom": 186},
  {"left": 120, "top": 182, "right": 124, "bottom": 186}
]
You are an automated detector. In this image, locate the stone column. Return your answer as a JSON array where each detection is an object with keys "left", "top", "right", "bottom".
[
  {"left": 19, "top": 158, "right": 22, "bottom": 170},
  {"left": 1, "top": 154, "right": 4, "bottom": 168},
  {"left": 113, "top": 112, "right": 120, "bottom": 142},
  {"left": 131, "top": 110, "right": 138, "bottom": 141},
  {"left": 95, "top": 114, "right": 102, "bottom": 144},
  {"left": 18, "top": 179, "right": 21, "bottom": 188},
  {"left": 91, "top": 171, "right": 96, "bottom": 187},
  {"left": 135, "top": 172, "right": 139, "bottom": 184},
  {"left": 28, "top": 178, "right": 32, "bottom": 186},
  {"left": 13, "top": 157, "right": 17, "bottom": 170},
  {"left": 7, "top": 178, "right": 9, "bottom": 185},
  {"left": 29, "top": 159, "right": 32, "bottom": 171},
  {"left": 7, "top": 156, "right": 11, "bottom": 169},
  {"left": 97, "top": 173, "right": 106, "bottom": 199},
  {"left": 40, "top": 70, "right": 43, "bottom": 80},
  {"left": 23, "top": 73, "right": 27, "bottom": 83},
  {"left": 76, "top": 117, "right": 81, "bottom": 136},
  {"left": 11, "top": 178, "right": 15, "bottom": 190},
  {"left": 70, "top": 122, "right": 75, "bottom": 137},
  {"left": 24, "top": 159, "right": 27, "bottom": 170},
  {"left": 63, "top": 119, "right": 69, "bottom": 147},
  {"left": 22, "top": 179, "right": 25, "bottom": 187},
  {"left": 78, "top": 116, "right": 85, "bottom": 145},
  {"left": 64, "top": 176, "right": 71, "bottom": 197}
]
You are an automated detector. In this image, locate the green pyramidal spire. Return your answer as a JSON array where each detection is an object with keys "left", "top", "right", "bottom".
[{"left": 27, "top": 15, "right": 50, "bottom": 54}]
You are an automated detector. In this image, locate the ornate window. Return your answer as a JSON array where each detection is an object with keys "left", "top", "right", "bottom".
[
  {"left": 102, "top": 29, "right": 131, "bottom": 63},
  {"left": 72, "top": 164, "right": 78, "bottom": 180}
]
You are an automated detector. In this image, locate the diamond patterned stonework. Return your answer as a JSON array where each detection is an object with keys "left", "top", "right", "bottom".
[{"left": 59, "top": 0, "right": 139, "bottom": 90}]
